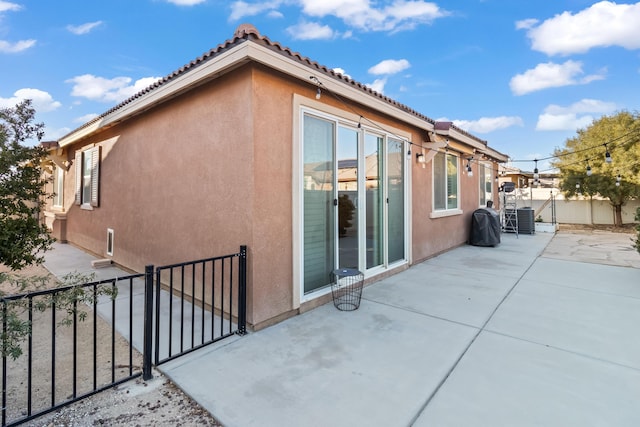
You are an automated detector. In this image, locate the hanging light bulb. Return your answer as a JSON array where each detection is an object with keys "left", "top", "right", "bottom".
[
  {"left": 466, "top": 158, "right": 473, "bottom": 177},
  {"left": 315, "top": 87, "right": 322, "bottom": 100},
  {"left": 605, "top": 147, "right": 612, "bottom": 163},
  {"left": 616, "top": 173, "right": 621, "bottom": 187},
  {"left": 533, "top": 159, "right": 539, "bottom": 181},
  {"left": 586, "top": 161, "right": 592, "bottom": 176}
]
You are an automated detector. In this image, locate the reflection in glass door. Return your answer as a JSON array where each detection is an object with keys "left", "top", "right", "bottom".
[
  {"left": 337, "top": 127, "right": 359, "bottom": 269},
  {"left": 302, "top": 112, "right": 407, "bottom": 297},
  {"left": 387, "top": 139, "right": 405, "bottom": 263},
  {"left": 365, "top": 134, "right": 383, "bottom": 269},
  {"left": 303, "top": 115, "right": 335, "bottom": 294}
]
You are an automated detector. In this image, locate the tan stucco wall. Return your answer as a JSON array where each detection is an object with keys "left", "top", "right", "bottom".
[{"left": 52, "top": 60, "right": 503, "bottom": 329}]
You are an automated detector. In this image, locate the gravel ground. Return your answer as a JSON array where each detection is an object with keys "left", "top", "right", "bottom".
[
  {"left": 2, "top": 264, "right": 222, "bottom": 427},
  {"left": 25, "top": 370, "right": 221, "bottom": 426}
]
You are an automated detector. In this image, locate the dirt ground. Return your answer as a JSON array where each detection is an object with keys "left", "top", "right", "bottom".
[{"left": 1, "top": 264, "right": 221, "bottom": 426}]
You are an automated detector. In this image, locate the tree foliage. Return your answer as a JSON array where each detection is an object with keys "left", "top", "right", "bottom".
[
  {"left": 551, "top": 111, "right": 640, "bottom": 226},
  {"left": 1, "top": 100, "right": 116, "bottom": 360},
  {"left": 0, "top": 99, "right": 54, "bottom": 269}
]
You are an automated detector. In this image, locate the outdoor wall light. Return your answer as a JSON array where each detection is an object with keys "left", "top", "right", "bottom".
[{"left": 416, "top": 153, "right": 426, "bottom": 163}]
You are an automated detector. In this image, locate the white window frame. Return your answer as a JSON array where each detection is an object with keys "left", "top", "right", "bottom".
[
  {"left": 74, "top": 146, "right": 100, "bottom": 209},
  {"left": 431, "top": 151, "right": 462, "bottom": 218}
]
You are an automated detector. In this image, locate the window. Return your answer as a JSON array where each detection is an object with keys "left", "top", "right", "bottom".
[
  {"left": 74, "top": 146, "right": 100, "bottom": 207},
  {"left": 433, "top": 151, "right": 459, "bottom": 211},
  {"left": 479, "top": 163, "right": 493, "bottom": 207},
  {"left": 53, "top": 166, "right": 64, "bottom": 208}
]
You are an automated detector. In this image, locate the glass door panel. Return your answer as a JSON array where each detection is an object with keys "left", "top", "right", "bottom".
[
  {"left": 303, "top": 115, "right": 335, "bottom": 294},
  {"left": 337, "top": 126, "right": 359, "bottom": 269},
  {"left": 387, "top": 139, "right": 405, "bottom": 263},
  {"left": 365, "top": 134, "right": 383, "bottom": 269}
]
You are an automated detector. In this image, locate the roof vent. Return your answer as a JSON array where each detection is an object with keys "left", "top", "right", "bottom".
[{"left": 234, "top": 23, "right": 260, "bottom": 38}]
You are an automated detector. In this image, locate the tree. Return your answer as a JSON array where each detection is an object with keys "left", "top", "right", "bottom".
[
  {"left": 0, "top": 99, "right": 53, "bottom": 270},
  {"left": 552, "top": 111, "right": 640, "bottom": 226}
]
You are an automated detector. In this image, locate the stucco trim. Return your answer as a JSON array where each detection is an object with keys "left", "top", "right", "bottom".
[{"left": 429, "top": 209, "right": 464, "bottom": 219}]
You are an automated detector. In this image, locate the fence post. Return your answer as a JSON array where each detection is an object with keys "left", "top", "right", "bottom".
[
  {"left": 237, "top": 245, "right": 247, "bottom": 335},
  {"left": 143, "top": 265, "right": 154, "bottom": 380}
]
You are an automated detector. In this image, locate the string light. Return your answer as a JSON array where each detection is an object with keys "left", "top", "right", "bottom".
[
  {"left": 586, "top": 160, "right": 592, "bottom": 176},
  {"left": 616, "top": 173, "right": 621, "bottom": 187},
  {"left": 604, "top": 144, "right": 612, "bottom": 164},
  {"left": 315, "top": 87, "right": 321, "bottom": 100},
  {"left": 533, "top": 159, "right": 539, "bottom": 182},
  {"left": 466, "top": 158, "right": 473, "bottom": 177}
]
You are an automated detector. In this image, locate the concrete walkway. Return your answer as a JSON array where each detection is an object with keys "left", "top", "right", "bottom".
[{"left": 44, "top": 232, "right": 640, "bottom": 426}]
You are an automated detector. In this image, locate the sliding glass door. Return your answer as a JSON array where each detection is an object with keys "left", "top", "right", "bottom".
[{"left": 302, "top": 112, "right": 407, "bottom": 296}]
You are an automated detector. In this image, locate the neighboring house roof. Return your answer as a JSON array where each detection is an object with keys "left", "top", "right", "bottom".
[{"left": 57, "top": 24, "right": 507, "bottom": 162}]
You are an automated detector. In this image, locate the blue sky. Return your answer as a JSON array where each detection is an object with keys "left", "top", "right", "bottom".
[{"left": 1, "top": 0, "right": 639, "bottom": 172}]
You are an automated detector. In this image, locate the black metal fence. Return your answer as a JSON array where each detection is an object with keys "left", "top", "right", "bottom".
[
  {"left": 153, "top": 246, "right": 247, "bottom": 365},
  {"left": 1, "top": 245, "right": 247, "bottom": 426}
]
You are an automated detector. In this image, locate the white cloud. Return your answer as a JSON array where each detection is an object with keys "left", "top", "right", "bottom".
[
  {"left": 0, "top": 2, "right": 36, "bottom": 53},
  {"left": 509, "top": 60, "right": 605, "bottom": 95},
  {"left": 0, "top": 88, "right": 61, "bottom": 112},
  {"left": 452, "top": 116, "right": 524, "bottom": 133},
  {"left": 0, "top": 39, "right": 36, "bottom": 53},
  {"left": 301, "top": 0, "right": 449, "bottom": 32},
  {"left": 44, "top": 127, "right": 71, "bottom": 140},
  {"left": 230, "top": 0, "right": 448, "bottom": 33},
  {"left": 74, "top": 113, "right": 100, "bottom": 123},
  {"left": 521, "top": 1, "right": 640, "bottom": 56},
  {"left": 67, "top": 21, "right": 103, "bottom": 35},
  {"left": 267, "top": 10, "right": 283, "bottom": 18},
  {"left": 332, "top": 67, "right": 351, "bottom": 79},
  {"left": 515, "top": 18, "right": 538, "bottom": 30},
  {"left": 368, "top": 59, "right": 410, "bottom": 75},
  {"left": 229, "top": 0, "right": 284, "bottom": 21},
  {"left": 0, "top": 1, "right": 21, "bottom": 13},
  {"left": 366, "top": 77, "right": 387, "bottom": 94},
  {"left": 67, "top": 74, "right": 161, "bottom": 103},
  {"left": 286, "top": 21, "right": 336, "bottom": 40},
  {"left": 165, "top": 0, "right": 206, "bottom": 5},
  {"left": 536, "top": 98, "right": 617, "bottom": 131}
]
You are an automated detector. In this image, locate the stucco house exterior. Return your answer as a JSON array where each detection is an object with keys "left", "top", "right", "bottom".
[{"left": 43, "top": 24, "right": 508, "bottom": 330}]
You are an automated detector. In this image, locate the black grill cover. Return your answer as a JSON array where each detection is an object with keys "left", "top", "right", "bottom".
[{"left": 469, "top": 208, "right": 501, "bottom": 246}]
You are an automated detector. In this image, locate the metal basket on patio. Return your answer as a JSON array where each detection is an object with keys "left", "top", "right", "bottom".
[{"left": 331, "top": 268, "right": 364, "bottom": 311}]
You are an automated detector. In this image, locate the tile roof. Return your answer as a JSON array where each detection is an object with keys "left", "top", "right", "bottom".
[{"left": 61, "top": 24, "right": 489, "bottom": 148}]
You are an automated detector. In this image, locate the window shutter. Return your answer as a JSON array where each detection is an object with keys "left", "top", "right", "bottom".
[
  {"left": 90, "top": 146, "right": 100, "bottom": 207},
  {"left": 74, "top": 150, "right": 82, "bottom": 205}
]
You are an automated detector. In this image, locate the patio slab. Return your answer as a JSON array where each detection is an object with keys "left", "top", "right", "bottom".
[
  {"left": 162, "top": 301, "right": 478, "bottom": 427},
  {"left": 414, "top": 331, "right": 640, "bottom": 427},
  {"left": 39, "top": 231, "right": 640, "bottom": 426}
]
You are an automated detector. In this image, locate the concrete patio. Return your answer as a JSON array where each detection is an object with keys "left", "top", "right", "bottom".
[{"left": 45, "top": 230, "right": 640, "bottom": 426}]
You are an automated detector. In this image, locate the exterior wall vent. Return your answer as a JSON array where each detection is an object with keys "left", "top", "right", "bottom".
[{"left": 106, "top": 228, "right": 114, "bottom": 256}]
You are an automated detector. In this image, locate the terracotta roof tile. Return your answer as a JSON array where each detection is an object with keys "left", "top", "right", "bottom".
[{"left": 62, "top": 24, "right": 490, "bottom": 146}]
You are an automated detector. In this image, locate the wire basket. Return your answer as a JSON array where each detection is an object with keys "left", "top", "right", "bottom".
[{"left": 331, "top": 269, "right": 364, "bottom": 311}]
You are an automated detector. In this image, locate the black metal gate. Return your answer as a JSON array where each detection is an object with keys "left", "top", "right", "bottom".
[{"left": 2, "top": 246, "right": 247, "bottom": 426}]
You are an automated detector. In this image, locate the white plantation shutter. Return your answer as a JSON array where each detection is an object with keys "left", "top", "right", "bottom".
[
  {"left": 74, "top": 150, "right": 82, "bottom": 205},
  {"left": 90, "top": 146, "right": 100, "bottom": 207}
]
